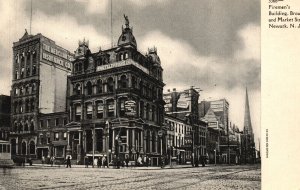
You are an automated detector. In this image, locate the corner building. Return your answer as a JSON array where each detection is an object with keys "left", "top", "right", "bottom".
[{"left": 67, "top": 18, "right": 165, "bottom": 165}]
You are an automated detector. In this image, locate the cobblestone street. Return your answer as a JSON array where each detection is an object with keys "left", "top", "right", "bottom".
[{"left": 0, "top": 165, "right": 260, "bottom": 190}]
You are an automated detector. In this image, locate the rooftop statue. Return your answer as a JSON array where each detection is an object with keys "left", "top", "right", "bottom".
[{"left": 124, "top": 14, "right": 129, "bottom": 28}]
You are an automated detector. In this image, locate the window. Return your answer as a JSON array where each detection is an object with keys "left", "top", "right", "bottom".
[
  {"left": 132, "top": 76, "right": 137, "bottom": 88},
  {"left": 119, "top": 98, "right": 127, "bottom": 117},
  {"left": 139, "top": 101, "right": 144, "bottom": 118},
  {"left": 97, "top": 101, "right": 104, "bottom": 119},
  {"left": 32, "top": 64, "right": 36, "bottom": 75},
  {"left": 26, "top": 67, "right": 30, "bottom": 76},
  {"left": 15, "top": 69, "right": 19, "bottom": 79},
  {"left": 86, "top": 103, "right": 93, "bottom": 119},
  {"left": 119, "top": 75, "right": 127, "bottom": 88},
  {"left": 40, "top": 120, "right": 44, "bottom": 128},
  {"left": 63, "top": 132, "right": 67, "bottom": 140},
  {"left": 29, "top": 141, "right": 35, "bottom": 154},
  {"left": 124, "top": 52, "right": 128, "bottom": 60},
  {"left": 97, "top": 79, "right": 103, "bottom": 93},
  {"left": 63, "top": 118, "right": 67, "bottom": 126},
  {"left": 75, "top": 104, "right": 82, "bottom": 121},
  {"left": 74, "top": 84, "right": 81, "bottom": 95},
  {"left": 107, "top": 100, "right": 115, "bottom": 117},
  {"left": 47, "top": 119, "right": 50, "bottom": 128},
  {"left": 32, "top": 51, "right": 37, "bottom": 63},
  {"left": 55, "top": 118, "right": 59, "bottom": 126},
  {"left": 86, "top": 81, "right": 93, "bottom": 95},
  {"left": 55, "top": 133, "right": 59, "bottom": 141},
  {"left": 107, "top": 77, "right": 114, "bottom": 93},
  {"left": 3, "top": 144, "right": 6, "bottom": 152},
  {"left": 0, "top": 145, "right": 2, "bottom": 153},
  {"left": 30, "top": 121, "right": 34, "bottom": 131}
]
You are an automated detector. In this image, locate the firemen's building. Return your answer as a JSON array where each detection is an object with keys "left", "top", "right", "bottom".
[
  {"left": 66, "top": 17, "right": 165, "bottom": 165},
  {"left": 10, "top": 16, "right": 165, "bottom": 166}
]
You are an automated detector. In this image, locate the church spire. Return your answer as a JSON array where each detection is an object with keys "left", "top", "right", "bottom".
[{"left": 243, "top": 87, "right": 253, "bottom": 136}]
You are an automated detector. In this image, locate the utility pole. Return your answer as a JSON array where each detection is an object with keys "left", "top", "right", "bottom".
[{"left": 106, "top": 120, "right": 110, "bottom": 168}]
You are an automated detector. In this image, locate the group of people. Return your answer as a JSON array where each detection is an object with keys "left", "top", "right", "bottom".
[
  {"left": 84, "top": 156, "right": 109, "bottom": 168},
  {"left": 136, "top": 155, "right": 152, "bottom": 167}
]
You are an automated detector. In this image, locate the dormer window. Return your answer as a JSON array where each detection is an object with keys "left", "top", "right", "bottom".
[{"left": 124, "top": 52, "right": 128, "bottom": 60}]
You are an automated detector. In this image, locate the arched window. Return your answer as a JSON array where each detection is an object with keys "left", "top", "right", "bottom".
[
  {"left": 32, "top": 64, "right": 36, "bottom": 75},
  {"left": 119, "top": 75, "right": 127, "bottom": 88},
  {"left": 30, "top": 121, "right": 34, "bottom": 131},
  {"left": 107, "top": 77, "right": 114, "bottom": 93},
  {"left": 96, "top": 101, "right": 104, "bottom": 119},
  {"left": 32, "top": 83, "right": 36, "bottom": 93},
  {"left": 86, "top": 81, "right": 93, "bottom": 95},
  {"left": 15, "top": 69, "right": 19, "bottom": 79},
  {"left": 131, "top": 76, "right": 137, "bottom": 88},
  {"left": 119, "top": 53, "right": 123, "bottom": 61},
  {"left": 86, "top": 102, "right": 93, "bottom": 119},
  {"left": 124, "top": 52, "right": 128, "bottom": 60},
  {"left": 97, "top": 79, "right": 103, "bottom": 93},
  {"left": 74, "top": 84, "right": 81, "bottom": 95},
  {"left": 19, "top": 123, "right": 23, "bottom": 133},
  {"left": 107, "top": 99, "right": 115, "bottom": 117},
  {"left": 24, "top": 123, "right": 29, "bottom": 131},
  {"left": 22, "top": 142, "right": 27, "bottom": 155},
  {"left": 26, "top": 67, "right": 30, "bottom": 76},
  {"left": 29, "top": 141, "right": 35, "bottom": 155}
]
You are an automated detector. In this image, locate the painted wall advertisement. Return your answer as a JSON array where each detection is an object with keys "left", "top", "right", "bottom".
[{"left": 125, "top": 100, "right": 136, "bottom": 116}]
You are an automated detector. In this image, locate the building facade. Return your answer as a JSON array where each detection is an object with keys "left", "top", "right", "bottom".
[
  {"left": 10, "top": 31, "right": 73, "bottom": 158},
  {"left": 0, "top": 95, "right": 11, "bottom": 141},
  {"left": 164, "top": 87, "right": 207, "bottom": 165},
  {"left": 66, "top": 17, "right": 165, "bottom": 165}
]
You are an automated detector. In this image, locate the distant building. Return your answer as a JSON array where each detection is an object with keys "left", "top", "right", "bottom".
[
  {"left": 164, "top": 87, "right": 207, "bottom": 165},
  {"left": 9, "top": 31, "right": 73, "bottom": 158},
  {"left": 0, "top": 95, "right": 11, "bottom": 141},
  {"left": 241, "top": 88, "right": 256, "bottom": 164}
]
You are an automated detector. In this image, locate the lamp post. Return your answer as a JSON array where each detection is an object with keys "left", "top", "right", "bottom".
[
  {"left": 92, "top": 126, "right": 95, "bottom": 168},
  {"left": 191, "top": 129, "right": 195, "bottom": 167}
]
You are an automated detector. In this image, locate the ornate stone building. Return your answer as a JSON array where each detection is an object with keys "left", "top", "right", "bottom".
[
  {"left": 66, "top": 16, "right": 165, "bottom": 165},
  {"left": 10, "top": 31, "right": 73, "bottom": 158}
]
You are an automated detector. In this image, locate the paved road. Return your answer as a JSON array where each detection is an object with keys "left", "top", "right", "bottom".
[{"left": 0, "top": 165, "right": 260, "bottom": 190}]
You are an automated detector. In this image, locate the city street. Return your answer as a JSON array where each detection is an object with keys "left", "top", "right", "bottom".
[{"left": 0, "top": 164, "right": 260, "bottom": 190}]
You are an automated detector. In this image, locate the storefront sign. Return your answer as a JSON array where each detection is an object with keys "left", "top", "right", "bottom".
[{"left": 96, "top": 59, "right": 149, "bottom": 74}]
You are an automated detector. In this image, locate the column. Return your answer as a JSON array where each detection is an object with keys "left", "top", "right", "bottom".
[
  {"left": 126, "top": 128, "right": 129, "bottom": 153},
  {"left": 141, "top": 130, "right": 145, "bottom": 154},
  {"left": 112, "top": 129, "right": 115, "bottom": 152},
  {"left": 132, "top": 129, "right": 135, "bottom": 152},
  {"left": 149, "top": 132, "right": 152, "bottom": 153},
  {"left": 77, "top": 131, "right": 82, "bottom": 163},
  {"left": 66, "top": 131, "right": 71, "bottom": 156}
]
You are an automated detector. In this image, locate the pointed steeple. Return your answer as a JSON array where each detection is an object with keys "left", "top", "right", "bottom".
[{"left": 243, "top": 87, "right": 253, "bottom": 136}]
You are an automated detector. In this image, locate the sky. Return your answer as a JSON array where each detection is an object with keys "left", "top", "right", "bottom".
[{"left": 0, "top": 0, "right": 261, "bottom": 147}]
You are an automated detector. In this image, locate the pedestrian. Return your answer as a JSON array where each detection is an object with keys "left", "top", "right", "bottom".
[
  {"left": 143, "top": 156, "right": 147, "bottom": 167},
  {"left": 137, "top": 156, "right": 142, "bottom": 166},
  {"left": 50, "top": 156, "right": 53, "bottom": 167},
  {"left": 85, "top": 156, "right": 89, "bottom": 168},
  {"left": 42, "top": 156, "right": 45, "bottom": 166},
  {"left": 125, "top": 155, "right": 129, "bottom": 168},
  {"left": 97, "top": 157, "right": 102, "bottom": 168},
  {"left": 148, "top": 156, "right": 151, "bottom": 167},
  {"left": 66, "top": 156, "right": 71, "bottom": 168}
]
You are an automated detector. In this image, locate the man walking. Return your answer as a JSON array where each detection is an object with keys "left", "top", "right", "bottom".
[{"left": 66, "top": 156, "right": 71, "bottom": 168}]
